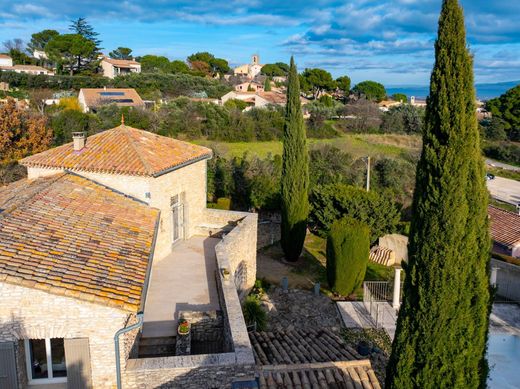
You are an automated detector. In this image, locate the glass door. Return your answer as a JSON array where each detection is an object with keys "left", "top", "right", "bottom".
[{"left": 171, "top": 194, "right": 184, "bottom": 244}]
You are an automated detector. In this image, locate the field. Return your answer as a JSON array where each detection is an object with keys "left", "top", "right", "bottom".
[{"left": 196, "top": 133, "right": 422, "bottom": 160}]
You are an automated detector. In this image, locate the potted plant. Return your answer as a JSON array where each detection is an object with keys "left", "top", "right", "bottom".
[
  {"left": 221, "top": 268, "right": 230, "bottom": 280},
  {"left": 177, "top": 319, "right": 190, "bottom": 336}
]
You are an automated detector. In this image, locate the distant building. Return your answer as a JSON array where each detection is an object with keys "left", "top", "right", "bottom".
[
  {"left": 0, "top": 82, "right": 8, "bottom": 91},
  {"left": 78, "top": 88, "right": 145, "bottom": 113},
  {"left": 0, "top": 54, "right": 13, "bottom": 67},
  {"left": 378, "top": 100, "right": 403, "bottom": 112},
  {"left": 33, "top": 50, "right": 48, "bottom": 60},
  {"left": 234, "top": 81, "right": 264, "bottom": 92},
  {"left": 100, "top": 56, "right": 141, "bottom": 79},
  {"left": 233, "top": 54, "right": 264, "bottom": 79},
  {"left": 0, "top": 64, "right": 54, "bottom": 76},
  {"left": 489, "top": 206, "right": 520, "bottom": 258},
  {"left": 221, "top": 90, "right": 308, "bottom": 110},
  {"left": 410, "top": 96, "right": 427, "bottom": 107}
]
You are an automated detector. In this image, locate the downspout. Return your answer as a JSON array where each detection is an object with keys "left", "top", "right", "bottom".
[
  {"left": 114, "top": 213, "right": 160, "bottom": 389},
  {"left": 114, "top": 312, "right": 144, "bottom": 389}
]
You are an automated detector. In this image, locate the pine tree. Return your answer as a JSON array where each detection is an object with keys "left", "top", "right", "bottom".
[
  {"left": 386, "top": 1, "right": 491, "bottom": 388},
  {"left": 280, "top": 57, "right": 309, "bottom": 261}
]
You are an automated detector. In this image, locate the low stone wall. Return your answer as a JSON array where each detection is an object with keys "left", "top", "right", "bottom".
[
  {"left": 492, "top": 258, "right": 520, "bottom": 301},
  {"left": 122, "top": 214, "right": 257, "bottom": 388}
]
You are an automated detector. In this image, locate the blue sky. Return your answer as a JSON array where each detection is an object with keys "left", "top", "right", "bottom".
[{"left": 0, "top": 0, "right": 519, "bottom": 85}]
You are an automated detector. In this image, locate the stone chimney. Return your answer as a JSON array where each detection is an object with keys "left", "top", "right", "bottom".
[{"left": 72, "top": 132, "right": 86, "bottom": 151}]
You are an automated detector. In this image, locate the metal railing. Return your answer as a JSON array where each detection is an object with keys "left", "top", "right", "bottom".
[{"left": 363, "top": 281, "right": 391, "bottom": 328}]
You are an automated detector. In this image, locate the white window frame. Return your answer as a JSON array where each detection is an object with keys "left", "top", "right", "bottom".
[{"left": 24, "top": 338, "right": 67, "bottom": 385}]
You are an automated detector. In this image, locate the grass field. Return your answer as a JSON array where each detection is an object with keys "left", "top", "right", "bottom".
[{"left": 196, "top": 133, "right": 422, "bottom": 160}]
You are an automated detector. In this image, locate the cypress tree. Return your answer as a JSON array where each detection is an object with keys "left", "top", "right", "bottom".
[
  {"left": 280, "top": 57, "right": 309, "bottom": 261},
  {"left": 386, "top": 1, "right": 491, "bottom": 388}
]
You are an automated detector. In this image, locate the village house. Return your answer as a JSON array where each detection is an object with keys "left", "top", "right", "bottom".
[
  {"left": 78, "top": 88, "right": 145, "bottom": 113},
  {"left": 100, "top": 57, "right": 141, "bottom": 79},
  {"left": 0, "top": 124, "right": 260, "bottom": 388},
  {"left": 0, "top": 54, "right": 13, "bottom": 67},
  {"left": 233, "top": 54, "right": 264, "bottom": 79},
  {"left": 489, "top": 205, "right": 520, "bottom": 258},
  {"left": 234, "top": 81, "right": 264, "bottom": 92},
  {"left": 0, "top": 64, "right": 54, "bottom": 76},
  {"left": 221, "top": 90, "right": 308, "bottom": 110}
]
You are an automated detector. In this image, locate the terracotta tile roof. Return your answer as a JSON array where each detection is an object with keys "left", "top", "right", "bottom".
[
  {"left": 489, "top": 206, "right": 520, "bottom": 248},
  {"left": 257, "top": 91, "right": 287, "bottom": 105},
  {"left": 0, "top": 54, "right": 12, "bottom": 59},
  {"left": 258, "top": 360, "right": 381, "bottom": 389},
  {"left": 20, "top": 125, "right": 212, "bottom": 177},
  {"left": 250, "top": 329, "right": 362, "bottom": 365},
  {"left": 0, "top": 173, "right": 159, "bottom": 311},
  {"left": 102, "top": 57, "right": 140, "bottom": 67},
  {"left": 79, "top": 88, "right": 145, "bottom": 109}
]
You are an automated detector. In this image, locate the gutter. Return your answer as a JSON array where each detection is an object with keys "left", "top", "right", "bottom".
[
  {"left": 153, "top": 153, "right": 212, "bottom": 178},
  {"left": 114, "top": 212, "right": 160, "bottom": 389}
]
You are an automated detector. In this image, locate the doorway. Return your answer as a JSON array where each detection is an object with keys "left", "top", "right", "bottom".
[{"left": 171, "top": 194, "right": 184, "bottom": 245}]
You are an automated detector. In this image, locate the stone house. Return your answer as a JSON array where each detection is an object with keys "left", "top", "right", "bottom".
[
  {"left": 100, "top": 57, "right": 141, "bottom": 79},
  {"left": 0, "top": 64, "right": 54, "bottom": 76},
  {"left": 233, "top": 54, "right": 263, "bottom": 79},
  {"left": 0, "top": 124, "right": 258, "bottom": 388},
  {"left": 78, "top": 88, "right": 145, "bottom": 113}
]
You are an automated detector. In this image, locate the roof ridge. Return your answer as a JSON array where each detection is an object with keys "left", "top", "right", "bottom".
[
  {"left": 0, "top": 173, "right": 64, "bottom": 219},
  {"left": 120, "top": 126, "right": 155, "bottom": 175}
]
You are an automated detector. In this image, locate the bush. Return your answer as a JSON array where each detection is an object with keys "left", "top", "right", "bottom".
[
  {"left": 309, "top": 183, "right": 401, "bottom": 244},
  {"left": 326, "top": 217, "right": 370, "bottom": 296},
  {"left": 242, "top": 295, "right": 267, "bottom": 331},
  {"left": 483, "top": 142, "right": 520, "bottom": 166}
]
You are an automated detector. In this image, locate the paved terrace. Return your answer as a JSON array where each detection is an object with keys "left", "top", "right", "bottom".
[{"left": 142, "top": 236, "right": 220, "bottom": 338}]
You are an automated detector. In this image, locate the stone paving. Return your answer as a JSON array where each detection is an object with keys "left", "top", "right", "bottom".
[
  {"left": 337, "top": 301, "right": 398, "bottom": 339},
  {"left": 259, "top": 288, "right": 343, "bottom": 331},
  {"left": 489, "top": 303, "right": 520, "bottom": 335}
]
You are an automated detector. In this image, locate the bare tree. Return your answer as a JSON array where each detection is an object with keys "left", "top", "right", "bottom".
[
  {"left": 29, "top": 89, "right": 54, "bottom": 115},
  {"left": 2, "top": 38, "right": 25, "bottom": 52}
]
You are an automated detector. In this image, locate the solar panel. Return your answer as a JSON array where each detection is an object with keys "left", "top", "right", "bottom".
[{"left": 99, "top": 91, "right": 125, "bottom": 96}]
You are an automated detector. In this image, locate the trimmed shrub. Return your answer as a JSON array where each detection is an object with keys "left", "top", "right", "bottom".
[{"left": 326, "top": 218, "right": 370, "bottom": 296}]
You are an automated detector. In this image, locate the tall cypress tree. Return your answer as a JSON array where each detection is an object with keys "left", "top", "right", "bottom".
[
  {"left": 386, "top": 1, "right": 490, "bottom": 388},
  {"left": 280, "top": 57, "right": 309, "bottom": 261}
]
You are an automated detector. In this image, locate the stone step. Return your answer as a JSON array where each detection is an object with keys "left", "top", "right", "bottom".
[{"left": 139, "top": 336, "right": 176, "bottom": 346}]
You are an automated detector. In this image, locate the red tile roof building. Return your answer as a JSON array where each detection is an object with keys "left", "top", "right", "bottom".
[
  {"left": 21, "top": 124, "right": 212, "bottom": 177},
  {"left": 489, "top": 205, "right": 520, "bottom": 258},
  {"left": 0, "top": 173, "right": 159, "bottom": 311}
]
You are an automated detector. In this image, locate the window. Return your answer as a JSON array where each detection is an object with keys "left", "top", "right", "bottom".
[
  {"left": 25, "top": 338, "right": 67, "bottom": 384},
  {"left": 99, "top": 91, "right": 125, "bottom": 96}
]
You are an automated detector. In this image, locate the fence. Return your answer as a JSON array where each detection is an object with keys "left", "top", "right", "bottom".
[
  {"left": 491, "top": 258, "right": 520, "bottom": 303},
  {"left": 363, "top": 281, "right": 391, "bottom": 328}
]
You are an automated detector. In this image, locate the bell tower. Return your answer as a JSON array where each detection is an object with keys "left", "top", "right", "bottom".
[{"left": 251, "top": 54, "right": 259, "bottom": 65}]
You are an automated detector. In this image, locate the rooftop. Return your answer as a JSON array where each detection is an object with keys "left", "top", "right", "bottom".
[
  {"left": 0, "top": 54, "right": 12, "bottom": 59},
  {"left": 102, "top": 57, "right": 140, "bottom": 67},
  {"left": 20, "top": 124, "right": 212, "bottom": 177},
  {"left": 79, "top": 88, "right": 145, "bottom": 108},
  {"left": 489, "top": 205, "right": 520, "bottom": 248},
  {"left": 0, "top": 173, "right": 159, "bottom": 311}
]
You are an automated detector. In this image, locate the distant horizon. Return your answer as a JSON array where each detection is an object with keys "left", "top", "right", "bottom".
[{"left": 0, "top": 1, "right": 519, "bottom": 85}]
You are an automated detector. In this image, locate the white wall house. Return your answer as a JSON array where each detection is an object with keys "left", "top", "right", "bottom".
[
  {"left": 101, "top": 57, "right": 141, "bottom": 79},
  {"left": 0, "top": 54, "right": 13, "bottom": 67}
]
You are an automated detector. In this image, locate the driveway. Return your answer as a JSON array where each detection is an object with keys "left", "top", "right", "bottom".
[
  {"left": 487, "top": 176, "right": 520, "bottom": 206},
  {"left": 486, "top": 159, "right": 520, "bottom": 172}
]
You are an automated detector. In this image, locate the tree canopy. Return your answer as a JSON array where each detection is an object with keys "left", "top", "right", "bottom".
[
  {"left": 261, "top": 63, "right": 287, "bottom": 77},
  {"left": 300, "top": 68, "right": 337, "bottom": 99},
  {"left": 109, "top": 47, "right": 133, "bottom": 60},
  {"left": 336, "top": 76, "right": 351, "bottom": 94},
  {"left": 28, "top": 30, "right": 59, "bottom": 52},
  {"left": 486, "top": 85, "right": 520, "bottom": 141},
  {"left": 69, "top": 17, "right": 101, "bottom": 47},
  {"left": 45, "top": 34, "right": 97, "bottom": 75},
  {"left": 353, "top": 80, "right": 387, "bottom": 101},
  {"left": 386, "top": 0, "right": 491, "bottom": 387}
]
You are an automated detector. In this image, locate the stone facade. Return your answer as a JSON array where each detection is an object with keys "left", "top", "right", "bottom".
[
  {"left": 0, "top": 282, "right": 131, "bottom": 388},
  {"left": 26, "top": 159, "right": 209, "bottom": 262}
]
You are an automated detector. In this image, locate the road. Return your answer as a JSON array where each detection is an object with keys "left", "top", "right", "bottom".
[
  {"left": 486, "top": 159, "right": 520, "bottom": 172},
  {"left": 487, "top": 176, "right": 520, "bottom": 206}
]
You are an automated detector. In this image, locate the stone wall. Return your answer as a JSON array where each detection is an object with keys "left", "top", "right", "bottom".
[
  {"left": 122, "top": 217, "right": 257, "bottom": 388},
  {"left": 0, "top": 282, "right": 131, "bottom": 388},
  {"left": 150, "top": 160, "right": 208, "bottom": 260},
  {"left": 492, "top": 258, "right": 520, "bottom": 301},
  {"left": 202, "top": 209, "right": 258, "bottom": 297},
  {"left": 180, "top": 310, "right": 224, "bottom": 344}
]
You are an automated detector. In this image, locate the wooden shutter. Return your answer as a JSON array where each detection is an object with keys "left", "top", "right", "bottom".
[
  {"left": 64, "top": 338, "right": 93, "bottom": 389},
  {"left": 0, "top": 342, "right": 17, "bottom": 389}
]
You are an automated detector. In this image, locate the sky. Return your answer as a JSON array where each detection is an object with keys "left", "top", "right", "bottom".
[{"left": 0, "top": 0, "right": 519, "bottom": 86}]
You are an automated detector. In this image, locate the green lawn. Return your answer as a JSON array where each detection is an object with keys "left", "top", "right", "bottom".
[{"left": 196, "top": 133, "right": 421, "bottom": 160}]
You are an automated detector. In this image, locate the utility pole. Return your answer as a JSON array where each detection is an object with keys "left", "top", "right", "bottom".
[{"left": 364, "top": 156, "right": 371, "bottom": 192}]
